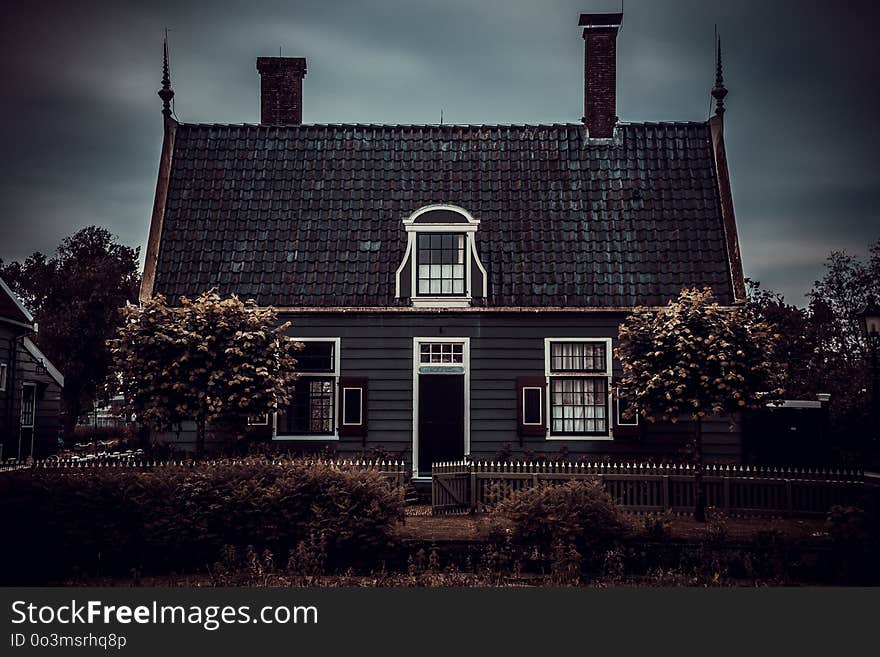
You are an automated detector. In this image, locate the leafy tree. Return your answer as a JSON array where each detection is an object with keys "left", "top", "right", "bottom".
[
  {"left": 747, "top": 240, "right": 880, "bottom": 444},
  {"left": 110, "top": 291, "right": 301, "bottom": 456},
  {"left": 617, "top": 287, "right": 783, "bottom": 521},
  {"left": 0, "top": 227, "right": 140, "bottom": 438}
]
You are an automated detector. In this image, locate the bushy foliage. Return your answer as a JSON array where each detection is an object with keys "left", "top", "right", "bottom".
[
  {"left": 110, "top": 291, "right": 302, "bottom": 455},
  {"left": 617, "top": 287, "right": 784, "bottom": 423},
  {"left": 641, "top": 511, "right": 675, "bottom": 543},
  {"left": 0, "top": 462, "right": 404, "bottom": 584},
  {"left": 491, "top": 480, "right": 631, "bottom": 570},
  {"left": 825, "top": 505, "right": 867, "bottom": 545}
]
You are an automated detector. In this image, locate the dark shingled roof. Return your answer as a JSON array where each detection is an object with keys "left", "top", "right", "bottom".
[
  {"left": 153, "top": 121, "right": 734, "bottom": 307},
  {"left": 0, "top": 276, "right": 34, "bottom": 326}
]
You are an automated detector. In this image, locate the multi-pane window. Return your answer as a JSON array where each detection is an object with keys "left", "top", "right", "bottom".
[
  {"left": 547, "top": 340, "right": 611, "bottom": 436},
  {"left": 417, "top": 233, "right": 465, "bottom": 296},
  {"left": 277, "top": 339, "right": 338, "bottom": 437},
  {"left": 277, "top": 378, "right": 334, "bottom": 435},
  {"left": 419, "top": 342, "right": 464, "bottom": 364},
  {"left": 549, "top": 341, "right": 607, "bottom": 373},
  {"left": 550, "top": 378, "right": 608, "bottom": 435}
]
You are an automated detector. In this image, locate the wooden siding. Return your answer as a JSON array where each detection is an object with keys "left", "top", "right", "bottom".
[
  {"left": 0, "top": 325, "right": 63, "bottom": 459},
  {"left": 154, "top": 312, "right": 744, "bottom": 465}
]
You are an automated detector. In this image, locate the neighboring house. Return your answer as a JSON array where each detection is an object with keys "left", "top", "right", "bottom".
[
  {"left": 0, "top": 277, "right": 64, "bottom": 460},
  {"left": 141, "top": 13, "right": 747, "bottom": 476},
  {"left": 77, "top": 394, "right": 131, "bottom": 429}
]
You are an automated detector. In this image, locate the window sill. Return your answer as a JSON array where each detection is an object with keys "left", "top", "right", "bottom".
[
  {"left": 273, "top": 435, "right": 339, "bottom": 441},
  {"left": 546, "top": 434, "right": 614, "bottom": 441},
  {"left": 411, "top": 297, "right": 471, "bottom": 308}
]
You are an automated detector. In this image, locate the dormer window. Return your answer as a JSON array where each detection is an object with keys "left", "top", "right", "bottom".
[
  {"left": 395, "top": 204, "right": 488, "bottom": 308},
  {"left": 417, "top": 234, "right": 466, "bottom": 296}
]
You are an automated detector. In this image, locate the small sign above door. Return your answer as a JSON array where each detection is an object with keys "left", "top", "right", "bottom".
[{"left": 419, "top": 365, "right": 465, "bottom": 375}]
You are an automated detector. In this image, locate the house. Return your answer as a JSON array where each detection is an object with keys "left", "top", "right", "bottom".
[
  {"left": 0, "top": 277, "right": 64, "bottom": 460},
  {"left": 141, "top": 13, "right": 747, "bottom": 477}
]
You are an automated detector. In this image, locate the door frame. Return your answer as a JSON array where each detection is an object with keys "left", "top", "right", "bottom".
[{"left": 412, "top": 337, "right": 470, "bottom": 480}]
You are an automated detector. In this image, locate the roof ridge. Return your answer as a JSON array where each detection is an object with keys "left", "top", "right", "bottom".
[
  {"left": 176, "top": 120, "right": 710, "bottom": 131},
  {"left": 177, "top": 122, "right": 587, "bottom": 128}
]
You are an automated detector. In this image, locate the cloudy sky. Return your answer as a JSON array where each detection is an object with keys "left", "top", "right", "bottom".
[{"left": 0, "top": 0, "right": 877, "bottom": 304}]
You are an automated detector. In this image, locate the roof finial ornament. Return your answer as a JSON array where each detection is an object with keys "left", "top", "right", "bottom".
[
  {"left": 711, "top": 30, "right": 727, "bottom": 117},
  {"left": 159, "top": 29, "right": 175, "bottom": 118}
]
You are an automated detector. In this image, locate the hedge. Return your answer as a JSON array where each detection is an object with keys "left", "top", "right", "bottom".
[{"left": 0, "top": 461, "right": 404, "bottom": 584}]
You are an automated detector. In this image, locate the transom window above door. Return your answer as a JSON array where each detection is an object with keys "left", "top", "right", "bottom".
[
  {"left": 419, "top": 342, "right": 464, "bottom": 364},
  {"left": 417, "top": 234, "right": 465, "bottom": 296}
]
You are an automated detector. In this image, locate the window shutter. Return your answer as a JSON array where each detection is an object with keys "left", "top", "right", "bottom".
[
  {"left": 516, "top": 376, "right": 547, "bottom": 437},
  {"left": 338, "top": 377, "right": 368, "bottom": 439},
  {"left": 612, "top": 378, "right": 641, "bottom": 438}
]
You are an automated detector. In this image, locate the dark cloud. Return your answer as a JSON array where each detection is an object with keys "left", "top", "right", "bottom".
[{"left": 1, "top": 0, "right": 877, "bottom": 304}]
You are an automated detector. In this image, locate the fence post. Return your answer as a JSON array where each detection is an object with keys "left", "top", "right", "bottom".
[
  {"left": 785, "top": 480, "right": 793, "bottom": 517},
  {"left": 662, "top": 475, "right": 670, "bottom": 511},
  {"left": 722, "top": 477, "right": 730, "bottom": 512},
  {"left": 469, "top": 464, "right": 477, "bottom": 514}
]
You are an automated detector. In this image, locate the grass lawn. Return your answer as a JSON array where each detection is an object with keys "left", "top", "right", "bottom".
[{"left": 396, "top": 507, "right": 829, "bottom": 543}]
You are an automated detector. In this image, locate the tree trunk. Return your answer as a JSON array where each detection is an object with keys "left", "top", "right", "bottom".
[
  {"left": 693, "top": 417, "right": 706, "bottom": 522},
  {"left": 61, "top": 398, "right": 80, "bottom": 443},
  {"left": 195, "top": 415, "right": 206, "bottom": 459}
]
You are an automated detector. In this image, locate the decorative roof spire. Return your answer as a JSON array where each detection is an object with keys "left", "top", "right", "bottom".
[
  {"left": 711, "top": 34, "right": 728, "bottom": 117},
  {"left": 158, "top": 30, "right": 174, "bottom": 118}
]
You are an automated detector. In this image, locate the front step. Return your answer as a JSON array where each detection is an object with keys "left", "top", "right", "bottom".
[{"left": 406, "top": 479, "right": 432, "bottom": 504}]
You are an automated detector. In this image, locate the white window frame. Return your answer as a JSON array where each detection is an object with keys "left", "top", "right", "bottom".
[
  {"left": 395, "top": 204, "right": 488, "bottom": 308},
  {"left": 412, "top": 336, "right": 471, "bottom": 480},
  {"left": 20, "top": 381, "right": 36, "bottom": 428},
  {"left": 544, "top": 337, "right": 613, "bottom": 440},
  {"left": 19, "top": 382, "right": 37, "bottom": 460},
  {"left": 341, "top": 387, "right": 363, "bottom": 427},
  {"left": 0, "top": 362, "right": 7, "bottom": 392},
  {"left": 273, "top": 337, "right": 341, "bottom": 441},
  {"left": 521, "top": 386, "right": 544, "bottom": 426}
]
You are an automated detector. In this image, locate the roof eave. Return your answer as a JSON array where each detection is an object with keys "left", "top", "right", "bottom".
[
  {"left": 708, "top": 114, "right": 746, "bottom": 303},
  {"left": 140, "top": 116, "right": 178, "bottom": 302}
]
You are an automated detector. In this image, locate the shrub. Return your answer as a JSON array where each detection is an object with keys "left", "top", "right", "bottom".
[
  {"left": 825, "top": 505, "right": 867, "bottom": 545},
  {"left": 642, "top": 511, "right": 675, "bottom": 542},
  {"left": 492, "top": 479, "right": 631, "bottom": 571},
  {"left": 0, "top": 461, "right": 404, "bottom": 583}
]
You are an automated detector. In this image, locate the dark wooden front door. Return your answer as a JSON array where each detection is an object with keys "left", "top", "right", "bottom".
[{"left": 418, "top": 374, "right": 465, "bottom": 477}]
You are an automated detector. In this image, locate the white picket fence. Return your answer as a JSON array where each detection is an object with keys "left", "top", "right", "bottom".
[
  {"left": 432, "top": 460, "right": 865, "bottom": 516},
  {"left": 0, "top": 456, "right": 410, "bottom": 487}
]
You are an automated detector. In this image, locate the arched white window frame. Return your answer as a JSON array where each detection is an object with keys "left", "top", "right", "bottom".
[{"left": 394, "top": 204, "right": 488, "bottom": 308}]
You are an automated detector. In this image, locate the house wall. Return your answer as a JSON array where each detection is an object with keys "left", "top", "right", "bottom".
[
  {"left": 0, "top": 325, "right": 62, "bottom": 460},
  {"left": 155, "top": 311, "right": 742, "bottom": 467}
]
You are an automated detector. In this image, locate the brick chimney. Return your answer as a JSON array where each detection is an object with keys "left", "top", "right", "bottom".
[
  {"left": 256, "top": 57, "right": 307, "bottom": 125},
  {"left": 579, "top": 13, "right": 622, "bottom": 138}
]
